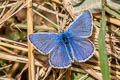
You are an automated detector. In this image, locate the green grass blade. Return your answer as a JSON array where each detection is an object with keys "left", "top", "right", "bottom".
[
  {"left": 98, "top": 0, "right": 111, "bottom": 80},
  {"left": 106, "top": 4, "right": 120, "bottom": 14},
  {"left": 105, "top": 5, "right": 120, "bottom": 19}
]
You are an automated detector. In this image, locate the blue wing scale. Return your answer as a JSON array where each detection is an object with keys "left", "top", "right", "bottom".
[
  {"left": 28, "top": 33, "right": 58, "bottom": 55},
  {"left": 69, "top": 37, "right": 95, "bottom": 62},
  {"left": 66, "top": 10, "right": 93, "bottom": 38},
  {"left": 49, "top": 40, "right": 71, "bottom": 68}
]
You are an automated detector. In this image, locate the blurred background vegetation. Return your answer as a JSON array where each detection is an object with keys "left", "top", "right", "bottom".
[{"left": 0, "top": 0, "right": 120, "bottom": 80}]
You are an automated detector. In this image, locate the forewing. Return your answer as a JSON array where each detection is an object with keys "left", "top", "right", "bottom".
[
  {"left": 49, "top": 40, "right": 71, "bottom": 68},
  {"left": 69, "top": 37, "right": 95, "bottom": 62},
  {"left": 66, "top": 10, "right": 93, "bottom": 38},
  {"left": 28, "top": 33, "right": 58, "bottom": 55}
]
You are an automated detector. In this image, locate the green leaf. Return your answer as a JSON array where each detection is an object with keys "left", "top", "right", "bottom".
[
  {"left": 71, "top": 71, "right": 95, "bottom": 80},
  {"left": 98, "top": 0, "right": 111, "bottom": 80},
  {"left": 19, "top": 31, "right": 26, "bottom": 39},
  {"left": 0, "top": 60, "right": 6, "bottom": 67},
  {"left": 9, "top": 31, "right": 20, "bottom": 41}
]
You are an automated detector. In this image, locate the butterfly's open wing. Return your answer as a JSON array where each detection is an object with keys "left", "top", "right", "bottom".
[
  {"left": 49, "top": 40, "right": 71, "bottom": 68},
  {"left": 69, "top": 37, "right": 95, "bottom": 62},
  {"left": 28, "top": 33, "right": 58, "bottom": 55},
  {"left": 66, "top": 10, "right": 93, "bottom": 38}
]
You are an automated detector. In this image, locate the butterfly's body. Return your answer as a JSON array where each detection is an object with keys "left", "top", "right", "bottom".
[
  {"left": 60, "top": 32, "right": 74, "bottom": 61},
  {"left": 29, "top": 10, "right": 95, "bottom": 68},
  {"left": 61, "top": 33, "right": 69, "bottom": 45}
]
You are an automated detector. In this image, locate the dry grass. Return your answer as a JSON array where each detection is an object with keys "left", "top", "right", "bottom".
[{"left": 0, "top": 0, "right": 119, "bottom": 80}]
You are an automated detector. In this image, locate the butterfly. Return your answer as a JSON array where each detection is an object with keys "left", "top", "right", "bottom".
[{"left": 28, "top": 10, "right": 95, "bottom": 68}]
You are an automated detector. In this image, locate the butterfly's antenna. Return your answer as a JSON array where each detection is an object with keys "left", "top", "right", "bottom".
[
  {"left": 59, "top": 24, "right": 65, "bottom": 33},
  {"left": 58, "top": 19, "right": 64, "bottom": 33},
  {"left": 58, "top": 24, "right": 64, "bottom": 33},
  {"left": 58, "top": 25, "right": 62, "bottom": 33}
]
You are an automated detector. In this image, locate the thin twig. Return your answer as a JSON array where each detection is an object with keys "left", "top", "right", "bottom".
[
  {"left": 0, "top": 37, "right": 27, "bottom": 47},
  {"left": 0, "top": 51, "right": 44, "bottom": 67},
  {"left": 0, "top": 1, "right": 9, "bottom": 18},
  {"left": 0, "top": 46, "right": 17, "bottom": 54},
  {"left": 27, "top": 0, "right": 35, "bottom": 80},
  {"left": 0, "top": 0, "right": 32, "bottom": 24},
  {"left": 10, "top": 23, "right": 56, "bottom": 31},
  {"left": 33, "top": 3, "right": 65, "bottom": 18},
  {"left": 56, "top": 69, "right": 67, "bottom": 80},
  {"left": 33, "top": 9, "right": 59, "bottom": 30},
  {"left": 0, "top": 64, "right": 12, "bottom": 70},
  {"left": 43, "top": 67, "right": 52, "bottom": 80},
  {"left": 0, "top": 42, "right": 28, "bottom": 52},
  {"left": 65, "top": 70, "right": 71, "bottom": 80},
  {"left": 79, "top": 74, "right": 88, "bottom": 80},
  {"left": 94, "top": 14, "right": 120, "bottom": 26},
  {"left": 15, "top": 64, "right": 28, "bottom": 79},
  {"left": 75, "top": 63, "right": 103, "bottom": 80},
  {"left": 0, "top": 2, "right": 16, "bottom": 8}
]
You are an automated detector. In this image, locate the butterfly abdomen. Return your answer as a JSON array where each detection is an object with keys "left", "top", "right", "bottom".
[
  {"left": 61, "top": 33, "right": 74, "bottom": 62},
  {"left": 62, "top": 34, "right": 69, "bottom": 44}
]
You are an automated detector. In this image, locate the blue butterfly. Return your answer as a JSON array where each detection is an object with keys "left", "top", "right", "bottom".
[{"left": 28, "top": 10, "right": 95, "bottom": 68}]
